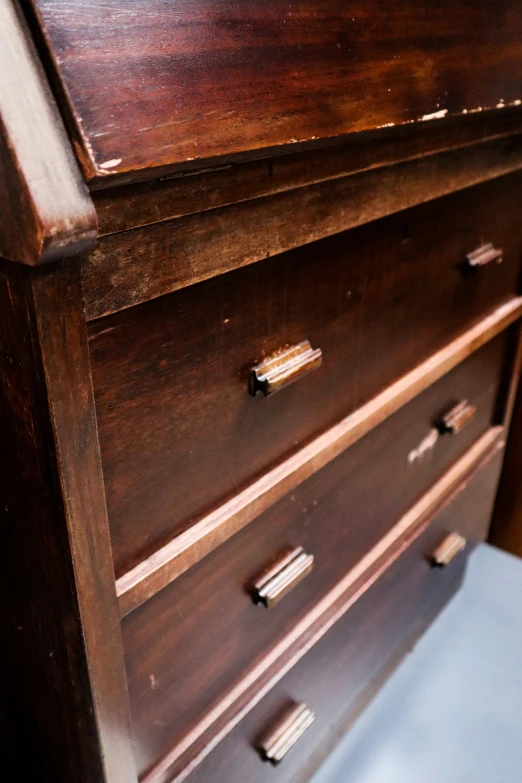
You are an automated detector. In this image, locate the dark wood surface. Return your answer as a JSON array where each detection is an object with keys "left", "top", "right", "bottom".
[
  {"left": 93, "top": 108, "right": 522, "bottom": 235},
  {"left": 115, "top": 302, "right": 521, "bottom": 616},
  {"left": 0, "top": 1, "right": 96, "bottom": 265},
  {"left": 181, "top": 450, "right": 501, "bottom": 783},
  {"left": 121, "top": 336, "right": 507, "bottom": 780},
  {"left": 0, "top": 260, "right": 137, "bottom": 783},
  {"left": 23, "top": 0, "right": 522, "bottom": 183},
  {"left": 82, "top": 142, "right": 522, "bottom": 320},
  {"left": 88, "top": 178, "right": 522, "bottom": 578},
  {"left": 490, "top": 369, "right": 522, "bottom": 557},
  {"left": 138, "top": 442, "right": 504, "bottom": 783}
]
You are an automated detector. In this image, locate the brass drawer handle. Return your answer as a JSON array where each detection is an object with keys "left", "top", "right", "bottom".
[
  {"left": 252, "top": 547, "right": 314, "bottom": 607},
  {"left": 258, "top": 703, "right": 315, "bottom": 764},
  {"left": 438, "top": 400, "right": 476, "bottom": 435},
  {"left": 250, "top": 340, "right": 322, "bottom": 397},
  {"left": 465, "top": 242, "right": 503, "bottom": 268},
  {"left": 431, "top": 532, "right": 466, "bottom": 567}
]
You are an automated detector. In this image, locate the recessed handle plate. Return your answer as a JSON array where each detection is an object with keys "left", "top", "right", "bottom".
[
  {"left": 252, "top": 547, "right": 314, "bottom": 607},
  {"left": 258, "top": 703, "right": 315, "bottom": 764},
  {"left": 250, "top": 341, "right": 322, "bottom": 397},
  {"left": 431, "top": 532, "right": 467, "bottom": 567}
]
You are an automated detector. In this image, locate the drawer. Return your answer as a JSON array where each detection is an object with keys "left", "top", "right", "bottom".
[
  {"left": 122, "top": 333, "right": 508, "bottom": 779},
  {"left": 168, "top": 442, "right": 503, "bottom": 783},
  {"left": 89, "top": 175, "right": 522, "bottom": 577}
]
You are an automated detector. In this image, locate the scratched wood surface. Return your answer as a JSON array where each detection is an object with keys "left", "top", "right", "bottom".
[
  {"left": 88, "top": 176, "right": 522, "bottom": 578},
  {"left": 24, "top": 0, "right": 522, "bottom": 183},
  {"left": 173, "top": 447, "right": 501, "bottom": 783},
  {"left": 121, "top": 336, "right": 506, "bottom": 779}
]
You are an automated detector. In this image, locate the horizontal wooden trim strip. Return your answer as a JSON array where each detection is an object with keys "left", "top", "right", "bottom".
[
  {"left": 143, "top": 428, "right": 504, "bottom": 783},
  {"left": 117, "top": 298, "right": 522, "bottom": 617},
  {"left": 93, "top": 108, "right": 522, "bottom": 235},
  {"left": 83, "top": 135, "right": 522, "bottom": 320}
]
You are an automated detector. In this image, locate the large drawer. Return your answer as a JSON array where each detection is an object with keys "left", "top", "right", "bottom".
[
  {"left": 122, "top": 333, "right": 508, "bottom": 779},
  {"left": 89, "top": 176, "right": 522, "bottom": 577},
  {"left": 164, "top": 441, "right": 504, "bottom": 783}
]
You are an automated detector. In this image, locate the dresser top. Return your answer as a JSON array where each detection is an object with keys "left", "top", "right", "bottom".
[{"left": 26, "top": 0, "right": 522, "bottom": 184}]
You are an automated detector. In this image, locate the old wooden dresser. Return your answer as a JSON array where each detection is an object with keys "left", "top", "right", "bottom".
[{"left": 2, "top": 2, "right": 522, "bottom": 781}]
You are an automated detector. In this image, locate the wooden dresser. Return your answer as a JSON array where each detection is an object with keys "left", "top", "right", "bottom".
[{"left": 2, "top": 2, "right": 522, "bottom": 781}]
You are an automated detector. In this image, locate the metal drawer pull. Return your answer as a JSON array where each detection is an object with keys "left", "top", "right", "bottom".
[
  {"left": 438, "top": 400, "right": 476, "bottom": 434},
  {"left": 253, "top": 547, "right": 314, "bottom": 607},
  {"left": 250, "top": 340, "right": 322, "bottom": 397},
  {"left": 258, "top": 703, "right": 315, "bottom": 764},
  {"left": 465, "top": 242, "right": 503, "bottom": 268},
  {"left": 431, "top": 532, "right": 467, "bottom": 567}
]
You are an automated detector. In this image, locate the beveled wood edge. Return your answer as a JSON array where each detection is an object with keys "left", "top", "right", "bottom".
[
  {"left": 0, "top": 1, "right": 96, "bottom": 265},
  {"left": 117, "top": 297, "right": 522, "bottom": 617},
  {"left": 83, "top": 135, "right": 522, "bottom": 321},
  {"left": 93, "top": 107, "right": 522, "bottom": 236},
  {"left": 143, "top": 427, "right": 504, "bottom": 783},
  {"left": 32, "top": 263, "right": 137, "bottom": 783}
]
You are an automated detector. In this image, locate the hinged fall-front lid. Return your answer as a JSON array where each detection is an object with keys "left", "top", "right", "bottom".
[{"left": 22, "top": 1, "right": 522, "bottom": 183}]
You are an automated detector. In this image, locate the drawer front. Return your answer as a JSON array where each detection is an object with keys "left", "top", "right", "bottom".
[
  {"left": 89, "top": 175, "right": 522, "bottom": 578},
  {"left": 122, "top": 334, "right": 507, "bottom": 778},
  {"left": 173, "top": 445, "right": 503, "bottom": 783}
]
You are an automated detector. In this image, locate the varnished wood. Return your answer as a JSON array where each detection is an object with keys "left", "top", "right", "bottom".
[
  {"left": 23, "top": 0, "right": 522, "bottom": 183},
  {"left": 88, "top": 176, "right": 522, "bottom": 582},
  {"left": 2, "top": 6, "right": 522, "bottom": 783},
  {"left": 175, "top": 442, "right": 502, "bottom": 783},
  {"left": 131, "top": 431, "right": 501, "bottom": 783},
  {"left": 92, "top": 108, "right": 522, "bottom": 235},
  {"left": 0, "top": 261, "right": 137, "bottom": 783},
  {"left": 0, "top": 1, "right": 96, "bottom": 265},
  {"left": 115, "top": 299, "right": 522, "bottom": 615},
  {"left": 82, "top": 140, "right": 522, "bottom": 319},
  {"left": 122, "top": 336, "right": 507, "bottom": 779}
]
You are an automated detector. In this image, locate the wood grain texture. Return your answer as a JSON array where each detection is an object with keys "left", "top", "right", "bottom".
[
  {"left": 93, "top": 108, "right": 522, "bottom": 235},
  {"left": 115, "top": 300, "right": 522, "bottom": 616},
  {"left": 175, "top": 443, "right": 502, "bottom": 783},
  {"left": 88, "top": 176, "right": 522, "bottom": 582},
  {"left": 0, "top": 260, "right": 137, "bottom": 783},
  {"left": 0, "top": 1, "right": 96, "bottom": 265},
  {"left": 122, "top": 337, "right": 507, "bottom": 778},
  {"left": 131, "top": 431, "right": 502, "bottom": 783},
  {"left": 83, "top": 141, "right": 522, "bottom": 319},
  {"left": 24, "top": 0, "right": 522, "bottom": 183}
]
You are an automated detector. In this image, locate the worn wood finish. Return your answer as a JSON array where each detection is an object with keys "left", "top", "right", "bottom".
[
  {"left": 174, "top": 445, "right": 502, "bottom": 783},
  {"left": 133, "top": 434, "right": 502, "bottom": 783},
  {"left": 83, "top": 142, "right": 522, "bottom": 319},
  {"left": 116, "top": 301, "right": 522, "bottom": 616},
  {"left": 93, "top": 108, "right": 522, "bottom": 235},
  {"left": 0, "top": 260, "right": 137, "bottom": 783},
  {"left": 23, "top": 0, "right": 522, "bottom": 183},
  {"left": 122, "top": 336, "right": 507, "bottom": 779},
  {"left": 88, "top": 177, "right": 522, "bottom": 579},
  {"left": 0, "top": 1, "right": 96, "bottom": 266}
]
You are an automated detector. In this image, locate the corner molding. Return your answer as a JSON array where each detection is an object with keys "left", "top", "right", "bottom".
[{"left": 0, "top": 0, "right": 97, "bottom": 265}]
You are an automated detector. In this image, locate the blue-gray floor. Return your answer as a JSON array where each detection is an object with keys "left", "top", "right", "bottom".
[{"left": 310, "top": 544, "right": 522, "bottom": 783}]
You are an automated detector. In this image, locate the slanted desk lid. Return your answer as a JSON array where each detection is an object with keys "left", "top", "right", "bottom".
[{"left": 27, "top": 0, "right": 522, "bottom": 184}]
